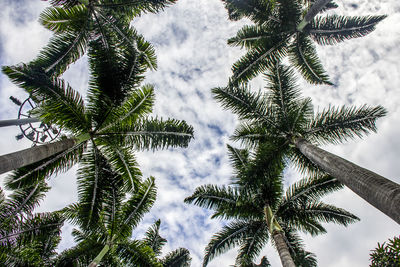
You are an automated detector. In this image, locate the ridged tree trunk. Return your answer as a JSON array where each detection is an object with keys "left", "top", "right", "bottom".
[
  {"left": 272, "top": 231, "right": 296, "bottom": 267},
  {"left": 0, "top": 138, "right": 76, "bottom": 175},
  {"left": 264, "top": 206, "right": 296, "bottom": 267},
  {"left": 0, "top": 118, "right": 40, "bottom": 127},
  {"left": 294, "top": 137, "right": 400, "bottom": 224}
]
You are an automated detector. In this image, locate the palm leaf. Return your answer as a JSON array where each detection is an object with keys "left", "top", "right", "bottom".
[
  {"left": 161, "top": 247, "right": 192, "bottom": 267},
  {"left": 143, "top": 219, "right": 167, "bottom": 256},
  {"left": 308, "top": 15, "right": 387, "bottom": 45}
]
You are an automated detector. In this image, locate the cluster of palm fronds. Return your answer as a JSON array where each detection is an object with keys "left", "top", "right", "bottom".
[
  {"left": 0, "top": 0, "right": 399, "bottom": 266},
  {"left": 0, "top": 0, "right": 192, "bottom": 266}
]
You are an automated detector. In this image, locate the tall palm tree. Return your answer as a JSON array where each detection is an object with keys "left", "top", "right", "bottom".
[
  {"left": 54, "top": 152, "right": 160, "bottom": 267},
  {"left": 185, "top": 145, "right": 358, "bottom": 267},
  {"left": 221, "top": 0, "right": 386, "bottom": 85},
  {"left": 143, "top": 219, "right": 192, "bottom": 267},
  {"left": 0, "top": 42, "right": 193, "bottom": 187},
  {"left": 0, "top": 182, "right": 64, "bottom": 266},
  {"left": 212, "top": 62, "right": 400, "bottom": 224},
  {"left": 34, "top": 0, "right": 178, "bottom": 75}
]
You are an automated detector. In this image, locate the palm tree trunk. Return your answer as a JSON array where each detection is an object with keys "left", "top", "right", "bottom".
[
  {"left": 294, "top": 137, "right": 400, "bottom": 224},
  {"left": 0, "top": 134, "right": 88, "bottom": 175},
  {"left": 264, "top": 206, "right": 296, "bottom": 267},
  {"left": 0, "top": 118, "right": 40, "bottom": 127},
  {"left": 88, "top": 244, "right": 110, "bottom": 267},
  {"left": 297, "top": 0, "right": 332, "bottom": 31},
  {"left": 272, "top": 231, "right": 296, "bottom": 267}
]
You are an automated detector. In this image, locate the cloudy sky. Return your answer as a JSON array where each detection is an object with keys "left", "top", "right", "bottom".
[{"left": 0, "top": 0, "right": 399, "bottom": 266}]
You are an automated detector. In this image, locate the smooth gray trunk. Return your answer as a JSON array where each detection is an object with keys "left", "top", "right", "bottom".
[
  {"left": 294, "top": 137, "right": 400, "bottom": 224},
  {"left": 88, "top": 244, "right": 110, "bottom": 267},
  {"left": 0, "top": 118, "right": 40, "bottom": 127},
  {"left": 297, "top": 0, "right": 332, "bottom": 31},
  {"left": 0, "top": 138, "right": 76, "bottom": 174},
  {"left": 272, "top": 231, "right": 296, "bottom": 267}
]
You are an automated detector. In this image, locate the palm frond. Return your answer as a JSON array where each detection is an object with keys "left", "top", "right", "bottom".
[
  {"left": 288, "top": 33, "right": 332, "bottom": 85},
  {"left": 231, "top": 40, "right": 288, "bottom": 84},
  {"left": 116, "top": 240, "right": 161, "bottom": 267},
  {"left": 228, "top": 25, "right": 285, "bottom": 49},
  {"left": 120, "top": 177, "right": 157, "bottom": 236},
  {"left": 143, "top": 219, "right": 167, "bottom": 257},
  {"left": 161, "top": 247, "right": 191, "bottom": 267},
  {"left": 305, "top": 105, "right": 387, "bottom": 145},
  {"left": 282, "top": 227, "right": 317, "bottom": 267},
  {"left": 99, "top": 118, "right": 194, "bottom": 151},
  {"left": 184, "top": 184, "right": 237, "bottom": 211},
  {"left": 39, "top": 5, "right": 87, "bottom": 33},
  {"left": 45, "top": 0, "right": 81, "bottom": 8},
  {"left": 221, "top": 0, "right": 277, "bottom": 23},
  {"left": 308, "top": 15, "right": 387, "bottom": 45},
  {"left": 226, "top": 144, "right": 250, "bottom": 176}
]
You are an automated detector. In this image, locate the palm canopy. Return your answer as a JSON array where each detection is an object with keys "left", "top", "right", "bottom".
[
  {"left": 0, "top": 183, "right": 64, "bottom": 266},
  {"left": 222, "top": 0, "right": 386, "bottom": 85},
  {"left": 2, "top": 42, "right": 193, "bottom": 191},
  {"left": 34, "top": 0, "right": 178, "bottom": 75},
  {"left": 213, "top": 63, "right": 385, "bottom": 174},
  {"left": 185, "top": 145, "right": 358, "bottom": 266},
  {"left": 55, "top": 152, "right": 160, "bottom": 266}
]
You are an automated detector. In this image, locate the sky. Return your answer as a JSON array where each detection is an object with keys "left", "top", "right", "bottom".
[{"left": 0, "top": 0, "right": 399, "bottom": 266}]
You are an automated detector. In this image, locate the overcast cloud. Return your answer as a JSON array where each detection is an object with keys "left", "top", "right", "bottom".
[{"left": 0, "top": 0, "right": 399, "bottom": 266}]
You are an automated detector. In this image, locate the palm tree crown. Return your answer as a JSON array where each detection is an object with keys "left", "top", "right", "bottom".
[
  {"left": 222, "top": 0, "right": 386, "bottom": 85},
  {"left": 212, "top": 62, "right": 400, "bottom": 224},
  {"left": 185, "top": 145, "right": 358, "bottom": 266}
]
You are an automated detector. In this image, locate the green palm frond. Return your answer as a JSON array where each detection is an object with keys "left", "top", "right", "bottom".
[
  {"left": 226, "top": 144, "right": 250, "bottom": 177},
  {"left": 143, "top": 219, "right": 167, "bottom": 257},
  {"left": 39, "top": 5, "right": 87, "bottom": 33},
  {"left": 308, "top": 15, "right": 387, "bottom": 45},
  {"left": 289, "top": 33, "right": 332, "bottom": 85},
  {"left": 231, "top": 40, "right": 288, "bottom": 84},
  {"left": 161, "top": 247, "right": 191, "bottom": 267},
  {"left": 97, "top": 84, "right": 155, "bottom": 132},
  {"left": 46, "top": 0, "right": 81, "bottom": 8},
  {"left": 120, "top": 177, "right": 157, "bottom": 235},
  {"left": 184, "top": 184, "right": 237, "bottom": 211},
  {"left": 203, "top": 220, "right": 261, "bottom": 267},
  {"left": 282, "top": 227, "right": 317, "bottom": 267},
  {"left": 280, "top": 174, "right": 343, "bottom": 208},
  {"left": 221, "top": 0, "right": 277, "bottom": 23},
  {"left": 230, "top": 121, "right": 269, "bottom": 148},
  {"left": 212, "top": 84, "right": 279, "bottom": 129},
  {"left": 54, "top": 239, "right": 102, "bottom": 267},
  {"left": 305, "top": 105, "right": 387, "bottom": 145},
  {"left": 100, "top": 118, "right": 194, "bottom": 151},
  {"left": 228, "top": 25, "right": 284, "bottom": 49},
  {"left": 116, "top": 240, "right": 161, "bottom": 267},
  {"left": 100, "top": 145, "right": 142, "bottom": 192},
  {"left": 234, "top": 223, "right": 269, "bottom": 265}
]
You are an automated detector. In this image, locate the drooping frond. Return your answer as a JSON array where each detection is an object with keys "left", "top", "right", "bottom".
[
  {"left": 230, "top": 121, "right": 270, "bottom": 149},
  {"left": 184, "top": 184, "right": 238, "bottom": 211},
  {"left": 161, "top": 247, "right": 192, "bottom": 267},
  {"left": 288, "top": 33, "right": 332, "bottom": 85},
  {"left": 305, "top": 105, "right": 387, "bottom": 145},
  {"left": 282, "top": 227, "right": 317, "bottom": 267},
  {"left": 116, "top": 240, "right": 161, "bottom": 267},
  {"left": 39, "top": 5, "right": 87, "bottom": 33},
  {"left": 228, "top": 25, "right": 285, "bottom": 49},
  {"left": 220, "top": 0, "right": 277, "bottom": 23},
  {"left": 143, "top": 219, "right": 167, "bottom": 257},
  {"left": 226, "top": 144, "right": 250, "bottom": 176},
  {"left": 45, "top": 0, "right": 81, "bottom": 8},
  {"left": 308, "top": 15, "right": 387, "bottom": 45},
  {"left": 99, "top": 118, "right": 194, "bottom": 151},
  {"left": 203, "top": 220, "right": 262, "bottom": 267},
  {"left": 234, "top": 222, "right": 269, "bottom": 266}
]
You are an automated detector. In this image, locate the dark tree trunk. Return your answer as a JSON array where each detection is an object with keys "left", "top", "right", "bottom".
[
  {"left": 272, "top": 230, "right": 296, "bottom": 267},
  {"left": 294, "top": 137, "right": 400, "bottom": 224},
  {"left": 0, "top": 118, "right": 40, "bottom": 127},
  {"left": 0, "top": 138, "right": 76, "bottom": 174}
]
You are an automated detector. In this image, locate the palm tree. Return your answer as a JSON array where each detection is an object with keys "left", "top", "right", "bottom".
[
  {"left": 221, "top": 0, "right": 386, "bottom": 85},
  {"left": 0, "top": 182, "right": 64, "bottom": 266},
  {"left": 34, "top": 0, "right": 178, "bottom": 75},
  {"left": 0, "top": 43, "right": 193, "bottom": 186},
  {"left": 54, "top": 152, "right": 160, "bottom": 267},
  {"left": 212, "top": 62, "right": 400, "bottom": 224},
  {"left": 185, "top": 145, "right": 358, "bottom": 267},
  {"left": 143, "top": 219, "right": 192, "bottom": 267}
]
